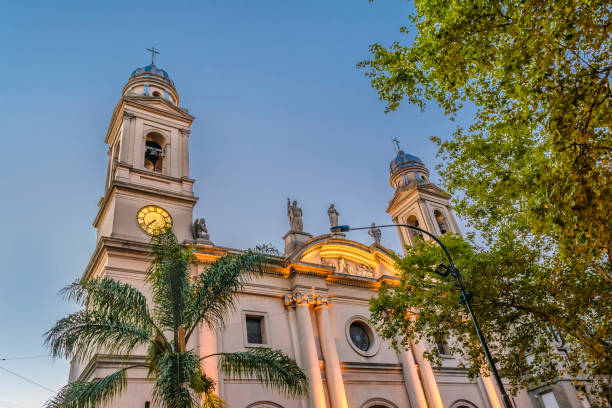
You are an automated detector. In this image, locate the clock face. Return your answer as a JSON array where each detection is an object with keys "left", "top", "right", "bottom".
[{"left": 137, "top": 205, "right": 172, "bottom": 235}]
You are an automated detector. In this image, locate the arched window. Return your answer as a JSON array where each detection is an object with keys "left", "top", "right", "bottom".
[
  {"left": 434, "top": 210, "right": 449, "bottom": 234},
  {"left": 144, "top": 132, "right": 166, "bottom": 173},
  {"left": 245, "top": 402, "right": 284, "bottom": 408},
  {"left": 406, "top": 214, "right": 423, "bottom": 241},
  {"left": 449, "top": 400, "right": 479, "bottom": 408},
  {"left": 361, "top": 398, "right": 399, "bottom": 408}
]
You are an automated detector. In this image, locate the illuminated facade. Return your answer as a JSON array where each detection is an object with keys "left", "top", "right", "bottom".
[{"left": 67, "top": 62, "right": 587, "bottom": 408}]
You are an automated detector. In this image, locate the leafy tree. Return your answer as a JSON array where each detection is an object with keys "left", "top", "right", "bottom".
[
  {"left": 358, "top": 0, "right": 611, "bottom": 273},
  {"left": 44, "top": 230, "right": 308, "bottom": 408},
  {"left": 370, "top": 234, "right": 612, "bottom": 406},
  {"left": 360, "top": 0, "right": 610, "bottom": 403}
]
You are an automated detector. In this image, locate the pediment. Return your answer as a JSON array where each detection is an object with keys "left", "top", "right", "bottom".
[
  {"left": 124, "top": 95, "right": 194, "bottom": 121},
  {"left": 387, "top": 182, "right": 450, "bottom": 213},
  {"left": 294, "top": 235, "right": 399, "bottom": 279},
  {"left": 416, "top": 182, "right": 450, "bottom": 197}
]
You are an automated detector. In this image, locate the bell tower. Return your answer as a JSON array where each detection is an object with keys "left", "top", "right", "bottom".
[
  {"left": 93, "top": 57, "right": 197, "bottom": 244},
  {"left": 386, "top": 148, "right": 460, "bottom": 252}
]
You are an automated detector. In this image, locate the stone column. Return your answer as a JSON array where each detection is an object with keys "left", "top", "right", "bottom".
[
  {"left": 199, "top": 323, "right": 219, "bottom": 388},
  {"left": 179, "top": 128, "right": 191, "bottom": 178},
  {"left": 291, "top": 292, "right": 327, "bottom": 408},
  {"left": 314, "top": 297, "right": 348, "bottom": 408},
  {"left": 397, "top": 347, "right": 428, "bottom": 408},
  {"left": 481, "top": 373, "right": 503, "bottom": 408},
  {"left": 119, "top": 112, "right": 134, "bottom": 164},
  {"left": 285, "top": 296, "right": 307, "bottom": 408},
  {"left": 411, "top": 339, "right": 444, "bottom": 408}
]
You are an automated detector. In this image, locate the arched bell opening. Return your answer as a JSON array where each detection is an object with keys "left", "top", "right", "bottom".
[
  {"left": 434, "top": 210, "right": 449, "bottom": 235},
  {"left": 144, "top": 132, "right": 167, "bottom": 173},
  {"left": 406, "top": 214, "right": 423, "bottom": 242}
]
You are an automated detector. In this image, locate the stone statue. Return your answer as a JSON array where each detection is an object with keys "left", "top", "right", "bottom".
[
  {"left": 368, "top": 222, "right": 382, "bottom": 245},
  {"left": 192, "top": 218, "right": 210, "bottom": 241},
  {"left": 327, "top": 203, "right": 339, "bottom": 227},
  {"left": 287, "top": 198, "right": 303, "bottom": 232}
]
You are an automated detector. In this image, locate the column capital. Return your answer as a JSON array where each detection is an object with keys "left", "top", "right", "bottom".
[
  {"left": 123, "top": 111, "right": 135, "bottom": 120},
  {"left": 287, "top": 291, "right": 318, "bottom": 307},
  {"left": 314, "top": 295, "right": 330, "bottom": 309},
  {"left": 179, "top": 128, "right": 191, "bottom": 136},
  {"left": 284, "top": 294, "right": 295, "bottom": 308}
]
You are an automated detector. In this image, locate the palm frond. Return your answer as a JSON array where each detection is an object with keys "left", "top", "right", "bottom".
[
  {"left": 61, "top": 277, "right": 153, "bottom": 330},
  {"left": 45, "top": 367, "right": 132, "bottom": 408},
  {"left": 147, "top": 231, "right": 193, "bottom": 340},
  {"left": 44, "top": 311, "right": 150, "bottom": 362},
  {"left": 185, "top": 249, "right": 266, "bottom": 339},
  {"left": 201, "top": 391, "right": 227, "bottom": 408},
  {"left": 151, "top": 350, "right": 201, "bottom": 408},
  {"left": 217, "top": 348, "right": 308, "bottom": 398}
]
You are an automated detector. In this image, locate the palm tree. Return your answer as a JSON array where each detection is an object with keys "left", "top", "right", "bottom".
[{"left": 44, "top": 230, "right": 308, "bottom": 408}]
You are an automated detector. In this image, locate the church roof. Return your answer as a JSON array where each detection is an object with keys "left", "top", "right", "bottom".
[
  {"left": 389, "top": 150, "right": 424, "bottom": 174},
  {"left": 130, "top": 64, "right": 174, "bottom": 86}
]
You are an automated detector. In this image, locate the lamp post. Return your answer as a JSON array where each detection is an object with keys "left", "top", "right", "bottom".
[{"left": 331, "top": 223, "right": 513, "bottom": 408}]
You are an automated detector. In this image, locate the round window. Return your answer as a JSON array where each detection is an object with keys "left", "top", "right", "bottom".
[
  {"left": 349, "top": 322, "right": 370, "bottom": 351},
  {"left": 345, "top": 316, "right": 380, "bottom": 357}
]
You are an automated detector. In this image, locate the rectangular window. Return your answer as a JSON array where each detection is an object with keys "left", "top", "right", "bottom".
[
  {"left": 436, "top": 342, "right": 450, "bottom": 355},
  {"left": 246, "top": 316, "right": 263, "bottom": 344},
  {"left": 242, "top": 311, "right": 269, "bottom": 347}
]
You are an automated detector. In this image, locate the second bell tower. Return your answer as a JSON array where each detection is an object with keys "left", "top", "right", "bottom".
[
  {"left": 386, "top": 149, "right": 460, "bottom": 252},
  {"left": 93, "top": 60, "right": 198, "bottom": 244}
]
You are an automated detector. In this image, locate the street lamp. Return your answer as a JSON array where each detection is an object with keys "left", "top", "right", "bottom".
[{"left": 331, "top": 223, "right": 514, "bottom": 408}]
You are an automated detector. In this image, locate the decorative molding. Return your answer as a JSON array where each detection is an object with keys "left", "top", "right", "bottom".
[
  {"left": 284, "top": 291, "right": 329, "bottom": 308},
  {"left": 123, "top": 111, "right": 135, "bottom": 120}
]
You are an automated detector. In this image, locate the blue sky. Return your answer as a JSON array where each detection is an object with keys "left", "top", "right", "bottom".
[{"left": 0, "top": 1, "right": 470, "bottom": 406}]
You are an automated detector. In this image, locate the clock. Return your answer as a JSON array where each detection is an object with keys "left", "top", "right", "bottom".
[{"left": 137, "top": 205, "right": 172, "bottom": 235}]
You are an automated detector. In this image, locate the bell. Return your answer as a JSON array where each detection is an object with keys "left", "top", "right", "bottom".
[
  {"left": 145, "top": 149, "right": 159, "bottom": 165},
  {"left": 145, "top": 141, "right": 163, "bottom": 167}
]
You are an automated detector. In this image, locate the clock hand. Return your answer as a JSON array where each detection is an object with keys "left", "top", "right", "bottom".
[{"left": 147, "top": 219, "right": 157, "bottom": 226}]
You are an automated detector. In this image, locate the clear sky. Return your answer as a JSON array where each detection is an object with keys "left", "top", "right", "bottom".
[{"left": 0, "top": 1, "right": 470, "bottom": 406}]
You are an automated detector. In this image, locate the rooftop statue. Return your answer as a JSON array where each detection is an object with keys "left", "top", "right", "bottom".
[
  {"left": 192, "top": 218, "right": 210, "bottom": 241},
  {"left": 327, "top": 203, "right": 339, "bottom": 228},
  {"left": 368, "top": 222, "right": 382, "bottom": 245},
  {"left": 287, "top": 198, "right": 303, "bottom": 232}
]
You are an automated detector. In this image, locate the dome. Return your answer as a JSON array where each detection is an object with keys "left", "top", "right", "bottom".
[
  {"left": 389, "top": 150, "right": 424, "bottom": 174},
  {"left": 130, "top": 64, "right": 174, "bottom": 86}
]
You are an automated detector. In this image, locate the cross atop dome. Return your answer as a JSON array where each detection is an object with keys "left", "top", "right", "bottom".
[
  {"left": 391, "top": 137, "right": 401, "bottom": 153},
  {"left": 146, "top": 47, "right": 160, "bottom": 65}
]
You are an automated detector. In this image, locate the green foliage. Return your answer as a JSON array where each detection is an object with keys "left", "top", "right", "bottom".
[
  {"left": 218, "top": 348, "right": 309, "bottom": 398},
  {"left": 45, "top": 230, "right": 308, "bottom": 408},
  {"left": 44, "top": 310, "right": 151, "bottom": 363},
  {"left": 185, "top": 248, "right": 266, "bottom": 337},
  {"left": 45, "top": 368, "right": 128, "bottom": 408},
  {"left": 370, "top": 234, "right": 612, "bottom": 405}
]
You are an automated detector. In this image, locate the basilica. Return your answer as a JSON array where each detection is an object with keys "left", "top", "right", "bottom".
[{"left": 67, "top": 60, "right": 588, "bottom": 408}]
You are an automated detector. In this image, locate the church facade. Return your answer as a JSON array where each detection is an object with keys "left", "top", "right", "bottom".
[{"left": 67, "top": 61, "right": 588, "bottom": 408}]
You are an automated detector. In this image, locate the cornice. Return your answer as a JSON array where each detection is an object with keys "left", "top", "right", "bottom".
[
  {"left": 125, "top": 97, "right": 194, "bottom": 121},
  {"left": 82, "top": 236, "right": 152, "bottom": 280},
  {"left": 83, "top": 234, "right": 400, "bottom": 291},
  {"left": 386, "top": 183, "right": 451, "bottom": 214},
  {"left": 93, "top": 180, "right": 198, "bottom": 228},
  {"left": 104, "top": 97, "right": 193, "bottom": 144}
]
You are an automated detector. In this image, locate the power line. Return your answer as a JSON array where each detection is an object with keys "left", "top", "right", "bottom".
[
  {"left": 0, "top": 400, "right": 27, "bottom": 408},
  {"left": 0, "top": 365, "right": 56, "bottom": 394},
  {"left": 0, "top": 355, "right": 48, "bottom": 361}
]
